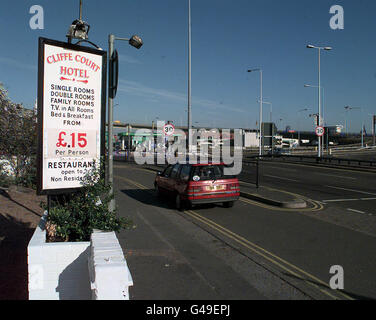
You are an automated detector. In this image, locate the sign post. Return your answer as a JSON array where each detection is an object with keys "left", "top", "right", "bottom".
[
  {"left": 373, "top": 115, "right": 376, "bottom": 146},
  {"left": 36, "top": 37, "right": 107, "bottom": 195}
]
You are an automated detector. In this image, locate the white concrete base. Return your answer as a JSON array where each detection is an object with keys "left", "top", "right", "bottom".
[
  {"left": 28, "top": 212, "right": 134, "bottom": 300},
  {"left": 88, "top": 230, "right": 133, "bottom": 300},
  {"left": 28, "top": 211, "right": 91, "bottom": 300}
]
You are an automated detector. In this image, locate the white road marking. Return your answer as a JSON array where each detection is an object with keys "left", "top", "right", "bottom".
[
  {"left": 264, "top": 174, "right": 300, "bottom": 182},
  {"left": 322, "top": 199, "right": 360, "bottom": 203},
  {"left": 262, "top": 165, "right": 297, "bottom": 172},
  {"left": 314, "top": 172, "right": 356, "bottom": 180},
  {"left": 322, "top": 197, "right": 376, "bottom": 203},
  {"left": 325, "top": 185, "right": 376, "bottom": 196},
  {"left": 347, "top": 208, "right": 366, "bottom": 214}
]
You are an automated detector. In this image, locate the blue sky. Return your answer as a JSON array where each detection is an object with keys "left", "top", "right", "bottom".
[{"left": 1, "top": 0, "right": 376, "bottom": 133}]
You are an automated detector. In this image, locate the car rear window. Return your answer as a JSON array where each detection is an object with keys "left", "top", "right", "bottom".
[
  {"left": 191, "top": 165, "right": 235, "bottom": 181},
  {"left": 170, "top": 164, "right": 181, "bottom": 179},
  {"left": 179, "top": 165, "right": 191, "bottom": 181}
]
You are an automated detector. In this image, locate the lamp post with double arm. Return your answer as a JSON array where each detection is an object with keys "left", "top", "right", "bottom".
[{"left": 306, "top": 45, "right": 332, "bottom": 157}]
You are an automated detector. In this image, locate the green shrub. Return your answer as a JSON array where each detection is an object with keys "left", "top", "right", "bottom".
[
  {"left": 42, "top": 160, "right": 133, "bottom": 242},
  {"left": 0, "top": 83, "right": 37, "bottom": 190},
  {"left": 0, "top": 162, "right": 13, "bottom": 188}
]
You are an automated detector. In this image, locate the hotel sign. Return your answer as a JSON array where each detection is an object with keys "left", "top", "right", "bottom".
[{"left": 37, "top": 38, "right": 107, "bottom": 195}]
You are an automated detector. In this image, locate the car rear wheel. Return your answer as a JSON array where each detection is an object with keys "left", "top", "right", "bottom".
[
  {"left": 223, "top": 201, "right": 234, "bottom": 208},
  {"left": 155, "top": 184, "right": 162, "bottom": 198},
  {"left": 175, "top": 194, "right": 184, "bottom": 211}
]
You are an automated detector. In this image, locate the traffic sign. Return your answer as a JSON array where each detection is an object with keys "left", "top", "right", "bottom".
[
  {"left": 315, "top": 126, "right": 325, "bottom": 137},
  {"left": 163, "top": 123, "right": 175, "bottom": 136}
]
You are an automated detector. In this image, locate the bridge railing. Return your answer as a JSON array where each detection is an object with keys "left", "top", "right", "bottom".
[{"left": 243, "top": 154, "right": 376, "bottom": 170}]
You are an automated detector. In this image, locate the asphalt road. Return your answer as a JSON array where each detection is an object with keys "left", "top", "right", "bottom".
[
  {"left": 255, "top": 160, "right": 376, "bottom": 218},
  {"left": 113, "top": 161, "right": 376, "bottom": 300}
]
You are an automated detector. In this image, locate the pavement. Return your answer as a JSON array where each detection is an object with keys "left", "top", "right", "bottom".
[{"left": 239, "top": 183, "right": 307, "bottom": 209}]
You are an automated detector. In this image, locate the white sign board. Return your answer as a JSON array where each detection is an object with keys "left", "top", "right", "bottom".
[
  {"left": 315, "top": 126, "right": 325, "bottom": 137},
  {"left": 37, "top": 38, "right": 106, "bottom": 194}
]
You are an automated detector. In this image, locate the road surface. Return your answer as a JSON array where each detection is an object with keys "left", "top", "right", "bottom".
[{"left": 113, "top": 161, "right": 376, "bottom": 300}]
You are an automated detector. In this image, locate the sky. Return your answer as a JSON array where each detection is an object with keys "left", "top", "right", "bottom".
[{"left": 1, "top": 0, "right": 376, "bottom": 133}]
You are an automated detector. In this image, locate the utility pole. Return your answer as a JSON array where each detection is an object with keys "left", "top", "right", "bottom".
[
  {"left": 108, "top": 34, "right": 115, "bottom": 212},
  {"left": 306, "top": 45, "right": 332, "bottom": 157},
  {"left": 247, "top": 68, "right": 263, "bottom": 156},
  {"left": 187, "top": 0, "right": 192, "bottom": 154},
  {"left": 107, "top": 34, "right": 143, "bottom": 212},
  {"left": 373, "top": 115, "right": 376, "bottom": 146}
]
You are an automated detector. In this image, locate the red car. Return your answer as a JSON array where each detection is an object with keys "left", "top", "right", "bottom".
[{"left": 154, "top": 163, "right": 240, "bottom": 210}]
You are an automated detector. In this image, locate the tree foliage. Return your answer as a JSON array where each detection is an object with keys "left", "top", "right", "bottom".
[
  {"left": 0, "top": 83, "right": 37, "bottom": 188},
  {"left": 42, "top": 160, "right": 133, "bottom": 242}
]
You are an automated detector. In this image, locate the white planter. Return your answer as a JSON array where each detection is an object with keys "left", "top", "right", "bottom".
[
  {"left": 28, "top": 211, "right": 91, "bottom": 300},
  {"left": 89, "top": 230, "right": 133, "bottom": 300}
]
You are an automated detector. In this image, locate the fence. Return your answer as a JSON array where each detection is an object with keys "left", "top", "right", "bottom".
[{"left": 248, "top": 154, "right": 376, "bottom": 170}]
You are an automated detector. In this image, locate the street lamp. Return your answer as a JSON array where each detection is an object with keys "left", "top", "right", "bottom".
[
  {"left": 306, "top": 44, "right": 332, "bottom": 157},
  {"left": 66, "top": 1, "right": 89, "bottom": 43},
  {"left": 247, "top": 68, "right": 263, "bottom": 156},
  {"left": 107, "top": 33, "right": 143, "bottom": 212},
  {"left": 345, "top": 106, "right": 364, "bottom": 148}
]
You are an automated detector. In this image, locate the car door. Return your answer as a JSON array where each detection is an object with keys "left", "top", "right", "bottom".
[
  {"left": 158, "top": 165, "right": 173, "bottom": 192},
  {"left": 166, "top": 164, "right": 181, "bottom": 194},
  {"left": 176, "top": 164, "right": 191, "bottom": 196}
]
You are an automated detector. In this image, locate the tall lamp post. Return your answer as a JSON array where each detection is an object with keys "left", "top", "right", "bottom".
[
  {"left": 107, "top": 34, "right": 143, "bottom": 212},
  {"left": 304, "top": 84, "right": 325, "bottom": 122},
  {"left": 304, "top": 84, "right": 324, "bottom": 153},
  {"left": 345, "top": 106, "right": 364, "bottom": 148},
  {"left": 344, "top": 106, "right": 352, "bottom": 136},
  {"left": 368, "top": 114, "right": 376, "bottom": 146},
  {"left": 247, "top": 68, "right": 263, "bottom": 156},
  {"left": 258, "top": 100, "right": 273, "bottom": 122},
  {"left": 187, "top": 0, "right": 192, "bottom": 153},
  {"left": 306, "top": 45, "right": 332, "bottom": 157}
]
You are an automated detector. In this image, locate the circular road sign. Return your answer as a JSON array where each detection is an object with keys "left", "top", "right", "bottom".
[
  {"left": 163, "top": 123, "right": 175, "bottom": 136},
  {"left": 315, "top": 126, "right": 325, "bottom": 137}
]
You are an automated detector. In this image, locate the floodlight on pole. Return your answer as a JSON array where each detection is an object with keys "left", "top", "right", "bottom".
[{"left": 66, "top": 0, "right": 90, "bottom": 43}]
